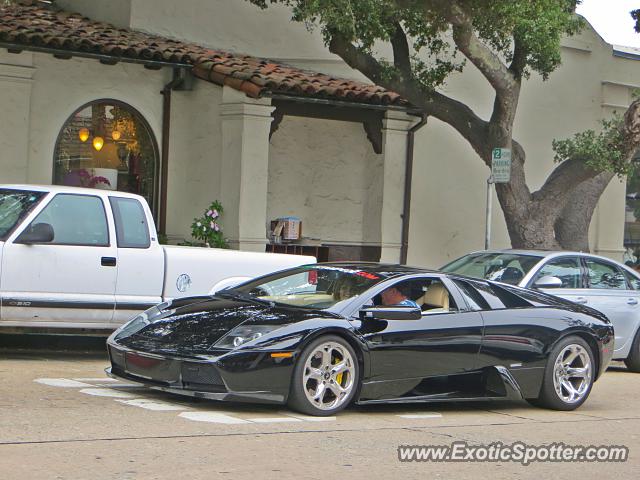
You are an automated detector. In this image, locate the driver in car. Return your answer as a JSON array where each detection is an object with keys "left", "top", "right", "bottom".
[{"left": 380, "top": 284, "right": 419, "bottom": 308}]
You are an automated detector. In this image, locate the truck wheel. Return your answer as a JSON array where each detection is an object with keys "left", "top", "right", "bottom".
[
  {"left": 531, "top": 336, "right": 595, "bottom": 411},
  {"left": 288, "top": 335, "right": 359, "bottom": 416},
  {"left": 624, "top": 328, "right": 640, "bottom": 373}
]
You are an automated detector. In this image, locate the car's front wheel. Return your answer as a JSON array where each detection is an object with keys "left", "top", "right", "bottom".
[
  {"left": 288, "top": 335, "right": 359, "bottom": 416},
  {"left": 530, "top": 336, "right": 595, "bottom": 411}
]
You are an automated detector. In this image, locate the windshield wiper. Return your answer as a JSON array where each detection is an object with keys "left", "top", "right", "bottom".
[{"left": 216, "top": 291, "right": 275, "bottom": 308}]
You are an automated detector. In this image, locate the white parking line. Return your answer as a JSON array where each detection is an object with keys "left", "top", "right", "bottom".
[
  {"left": 72, "top": 377, "right": 118, "bottom": 382},
  {"left": 35, "top": 378, "right": 95, "bottom": 388},
  {"left": 245, "top": 417, "right": 302, "bottom": 423},
  {"left": 396, "top": 413, "right": 443, "bottom": 419},
  {"left": 35, "top": 378, "right": 443, "bottom": 424},
  {"left": 279, "top": 412, "right": 336, "bottom": 422},
  {"left": 116, "top": 399, "right": 189, "bottom": 411},
  {"left": 179, "top": 412, "right": 251, "bottom": 424},
  {"left": 79, "top": 388, "right": 135, "bottom": 398},
  {"left": 103, "top": 383, "right": 143, "bottom": 388}
]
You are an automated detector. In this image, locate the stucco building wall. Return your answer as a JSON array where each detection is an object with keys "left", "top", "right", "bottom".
[
  {"left": 406, "top": 26, "right": 633, "bottom": 267},
  {"left": 3, "top": 1, "right": 640, "bottom": 265},
  {"left": 268, "top": 116, "right": 382, "bottom": 244},
  {"left": 0, "top": 48, "right": 225, "bottom": 240}
]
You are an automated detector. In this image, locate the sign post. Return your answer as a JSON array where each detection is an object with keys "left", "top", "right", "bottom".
[{"left": 485, "top": 148, "right": 512, "bottom": 249}]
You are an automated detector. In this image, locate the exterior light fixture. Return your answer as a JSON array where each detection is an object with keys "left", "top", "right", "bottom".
[
  {"left": 111, "top": 130, "right": 121, "bottom": 141},
  {"left": 92, "top": 136, "right": 104, "bottom": 151},
  {"left": 78, "top": 127, "right": 90, "bottom": 142}
]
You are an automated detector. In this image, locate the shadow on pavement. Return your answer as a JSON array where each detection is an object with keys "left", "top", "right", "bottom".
[{"left": 0, "top": 334, "right": 108, "bottom": 358}]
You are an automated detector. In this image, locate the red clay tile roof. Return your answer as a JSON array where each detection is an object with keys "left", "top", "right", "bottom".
[{"left": 0, "top": 3, "right": 407, "bottom": 106}]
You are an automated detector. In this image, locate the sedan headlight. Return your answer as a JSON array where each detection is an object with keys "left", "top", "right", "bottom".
[{"left": 215, "top": 325, "right": 280, "bottom": 349}]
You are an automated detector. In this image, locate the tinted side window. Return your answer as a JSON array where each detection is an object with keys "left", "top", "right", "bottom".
[
  {"left": 453, "top": 280, "right": 490, "bottom": 311},
  {"left": 30, "top": 194, "right": 108, "bottom": 246},
  {"left": 585, "top": 259, "right": 627, "bottom": 290},
  {"left": 534, "top": 257, "right": 582, "bottom": 288},
  {"left": 110, "top": 197, "right": 150, "bottom": 248},
  {"left": 489, "top": 284, "right": 532, "bottom": 308}
]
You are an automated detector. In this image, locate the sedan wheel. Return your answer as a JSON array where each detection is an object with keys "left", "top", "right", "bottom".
[
  {"left": 289, "top": 335, "right": 359, "bottom": 416},
  {"left": 623, "top": 328, "right": 640, "bottom": 373},
  {"left": 531, "top": 336, "right": 595, "bottom": 411}
]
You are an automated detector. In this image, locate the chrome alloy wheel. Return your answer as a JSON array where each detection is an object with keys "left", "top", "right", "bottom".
[
  {"left": 302, "top": 341, "right": 356, "bottom": 411},
  {"left": 552, "top": 344, "right": 592, "bottom": 404}
]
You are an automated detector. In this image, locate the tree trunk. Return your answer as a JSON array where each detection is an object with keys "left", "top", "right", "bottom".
[
  {"left": 554, "top": 172, "right": 615, "bottom": 251},
  {"left": 489, "top": 143, "right": 565, "bottom": 250}
]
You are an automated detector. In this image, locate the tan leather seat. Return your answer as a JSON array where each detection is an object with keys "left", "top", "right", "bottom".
[{"left": 416, "top": 283, "right": 450, "bottom": 312}]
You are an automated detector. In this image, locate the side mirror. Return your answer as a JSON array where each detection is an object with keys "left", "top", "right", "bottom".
[
  {"left": 533, "top": 275, "right": 563, "bottom": 289},
  {"left": 359, "top": 306, "right": 422, "bottom": 321},
  {"left": 16, "top": 222, "right": 55, "bottom": 245}
]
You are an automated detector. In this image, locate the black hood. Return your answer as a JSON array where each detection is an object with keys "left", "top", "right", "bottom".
[{"left": 114, "top": 295, "right": 339, "bottom": 356}]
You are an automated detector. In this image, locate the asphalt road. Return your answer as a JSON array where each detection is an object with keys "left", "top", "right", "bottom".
[{"left": 0, "top": 336, "right": 638, "bottom": 479}]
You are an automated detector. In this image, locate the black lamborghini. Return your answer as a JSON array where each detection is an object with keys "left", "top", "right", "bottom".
[{"left": 106, "top": 263, "right": 614, "bottom": 416}]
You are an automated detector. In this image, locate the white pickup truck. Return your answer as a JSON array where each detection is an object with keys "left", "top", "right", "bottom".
[{"left": 0, "top": 185, "right": 314, "bottom": 333}]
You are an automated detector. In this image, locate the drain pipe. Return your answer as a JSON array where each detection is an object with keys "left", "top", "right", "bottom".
[
  {"left": 159, "top": 68, "right": 188, "bottom": 235},
  {"left": 400, "top": 114, "right": 428, "bottom": 265}
]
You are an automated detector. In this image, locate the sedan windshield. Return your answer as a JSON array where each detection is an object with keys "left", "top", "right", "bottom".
[
  {"left": 0, "top": 189, "right": 46, "bottom": 241},
  {"left": 441, "top": 252, "right": 542, "bottom": 285},
  {"left": 227, "top": 265, "right": 391, "bottom": 309}
]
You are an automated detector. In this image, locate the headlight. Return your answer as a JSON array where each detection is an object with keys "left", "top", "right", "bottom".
[
  {"left": 112, "top": 315, "right": 149, "bottom": 341},
  {"left": 214, "top": 325, "right": 280, "bottom": 349},
  {"left": 111, "top": 301, "right": 175, "bottom": 341}
]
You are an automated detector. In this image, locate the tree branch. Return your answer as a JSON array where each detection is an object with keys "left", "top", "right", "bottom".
[
  {"left": 390, "top": 21, "right": 412, "bottom": 78},
  {"left": 509, "top": 35, "right": 528, "bottom": 79},
  {"left": 329, "top": 33, "right": 489, "bottom": 157},
  {"left": 328, "top": 34, "right": 387, "bottom": 84},
  {"left": 533, "top": 158, "right": 603, "bottom": 206},
  {"left": 443, "top": 1, "right": 517, "bottom": 95}
]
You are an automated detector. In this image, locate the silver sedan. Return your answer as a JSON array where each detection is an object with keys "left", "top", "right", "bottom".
[{"left": 441, "top": 250, "right": 640, "bottom": 371}]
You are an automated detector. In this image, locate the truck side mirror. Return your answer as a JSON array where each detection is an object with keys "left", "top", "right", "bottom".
[{"left": 16, "top": 223, "right": 55, "bottom": 245}]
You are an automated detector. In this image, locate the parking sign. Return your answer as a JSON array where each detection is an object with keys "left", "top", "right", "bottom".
[{"left": 491, "top": 148, "right": 511, "bottom": 183}]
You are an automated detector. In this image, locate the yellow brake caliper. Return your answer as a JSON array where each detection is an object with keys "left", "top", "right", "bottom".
[{"left": 334, "top": 355, "right": 343, "bottom": 385}]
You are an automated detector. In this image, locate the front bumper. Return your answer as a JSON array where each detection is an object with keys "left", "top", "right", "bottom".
[{"left": 107, "top": 342, "right": 295, "bottom": 404}]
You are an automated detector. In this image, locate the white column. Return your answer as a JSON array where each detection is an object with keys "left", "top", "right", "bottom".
[
  {"left": 220, "top": 87, "right": 275, "bottom": 251},
  {"left": 0, "top": 55, "right": 34, "bottom": 183},
  {"left": 379, "top": 111, "right": 419, "bottom": 263}
]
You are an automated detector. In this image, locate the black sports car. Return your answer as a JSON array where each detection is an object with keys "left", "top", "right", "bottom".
[{"left": 106, "top": 263, "right": 614, "bottom": 416}]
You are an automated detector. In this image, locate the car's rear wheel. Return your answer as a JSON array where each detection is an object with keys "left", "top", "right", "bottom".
[
  {"left": 624, "top": 328, "right": 640, "bottom": 372},
  {"left": 530, "top": 336, "right": 595, "bottom": 411},
  {"left": 288, "top": 335, "right": 359, "bottom": 416}
]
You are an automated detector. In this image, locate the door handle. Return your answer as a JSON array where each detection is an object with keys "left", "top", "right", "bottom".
[
  {"left": 574, "top": 297, "right": 588, "bottom": 304},
  {"left": 101, "top": 256, "right": 117, "bottom": 267},
  {"left": 628, "top": 298, "right": 639, "bottom": 306}
]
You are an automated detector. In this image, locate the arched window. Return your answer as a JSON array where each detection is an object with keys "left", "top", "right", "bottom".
[{"left": 53, "top": 100, "right": 159, "bottom": 216}]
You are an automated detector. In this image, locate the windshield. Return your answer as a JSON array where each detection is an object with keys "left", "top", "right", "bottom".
[
  {"left": 227, "top": 265, "right": 390, "bottom": 309},
  {"left": 441, "top": 252, "right": 542, "bottom": 285},
  {"left": 0, "top": 189, "right": 46, "bottom": 241}
]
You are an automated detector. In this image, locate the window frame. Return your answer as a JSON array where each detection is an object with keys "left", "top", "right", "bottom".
[
  {"left": 0, "top": 189, "right": 47, "bottom": 241},
  {"left": 52, "top": 98, "right": 161, "bottom": 222},
  {"left": 346, "top": 275, "right": 466, "bottom": 318},
  {"left": 581, "top": 256, "right": 632, "bottom": 291},
  {"left": 20, "top": 193, "right": 111, "bottom": 248},
  {"left": 109, "top": 196, "right": 151, "bottom": 249},
  {"left": 528, "top": 255, "right": 586, "bottom": 289}
]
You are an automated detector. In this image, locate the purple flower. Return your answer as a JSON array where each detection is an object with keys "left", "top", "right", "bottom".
[
  {"left": 206, "top": 210, "right": 213, "bottom": 217},
  {"left": 212, "top": 209, "right": 219, "bottom": 219},
  {"left": 213, "top": 222, "right": 220, "bottom": 232}
]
